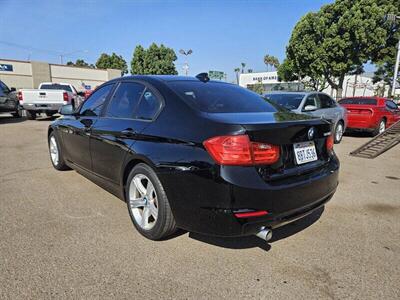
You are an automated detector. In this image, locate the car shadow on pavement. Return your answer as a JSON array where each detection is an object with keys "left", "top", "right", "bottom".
[
  {"left": 0, "top": 115, "right": 27, "bottom": 124},
  {"left": 188, "top": 207, "right": 324, "bottom": 251},
  {"left": 344, "top": 132, "right": 372, "bottom": 138}
]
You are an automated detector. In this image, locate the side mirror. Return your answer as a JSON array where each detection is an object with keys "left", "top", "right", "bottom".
[
  {"left": 10, "top": 87, "right": 16, "bottom": 92},
  {"left": 59, "top": 104, "right": 74, "bottom": 115},
  {"left": 303, "top": 105, "right": 317, "bottom": 112}
]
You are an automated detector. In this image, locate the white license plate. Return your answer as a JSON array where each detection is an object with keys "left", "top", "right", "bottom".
[{"left": 293, "top": 141, "right": 318, "bottom": 165}]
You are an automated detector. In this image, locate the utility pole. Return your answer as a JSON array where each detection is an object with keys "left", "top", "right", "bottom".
[
  {"left": 386, "top": 14, "right": 400, "bottom": 97},
  {"left": 59, "top": 50, "right": 88, "bottom": 65},
  {"left": 179, "top": 49, "right": 193, "bottom": 76}
]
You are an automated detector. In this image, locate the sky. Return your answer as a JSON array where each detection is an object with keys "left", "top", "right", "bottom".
[{"left": 0, "top": 0, "right": 335, "bottom": 81}]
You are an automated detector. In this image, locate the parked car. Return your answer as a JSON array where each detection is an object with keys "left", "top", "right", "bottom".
[
  {"left": 265, "top": 91, "right": 347, "bottom": 143},
  {"left": 339, "top": 97, "right": 400, "bottom": 136},
  {"left": 19, "top": 82, "right": 83, "bottom": 120},
  {"left": 0, "top": 80, "right": 22, "bottom": 118},
  {"left": 48, "top": 75, "right": 339, "bottom": 241}
]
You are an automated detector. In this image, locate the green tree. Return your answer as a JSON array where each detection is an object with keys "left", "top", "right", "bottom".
[
  {"left": 66, "top": 59, "right": 95, "bottom": 68},
  {"left": 248, "top": 82, "right": 264, "bottom": 94},
  {"left": 96, "top": 52, "right": 128, "bottom": 75},
  {"left": 131, "top": 43, "right": 178, "bottom": 75},
  {"left": 280, "top": 0, "right": 394, "bottom": 97}
]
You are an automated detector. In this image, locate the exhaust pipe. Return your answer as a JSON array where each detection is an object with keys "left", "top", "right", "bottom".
[{"left": 255, "top": 227, "right": 272, "bottom": 242}]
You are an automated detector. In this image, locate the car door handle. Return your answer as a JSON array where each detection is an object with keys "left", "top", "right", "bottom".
[{"left": 121, "top": 128, "right": 137, "bottom": 137}]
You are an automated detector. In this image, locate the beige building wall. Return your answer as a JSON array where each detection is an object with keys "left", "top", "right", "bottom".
[
  {"left": 0, "top": 58, "right": 121, "bottom": 91},
  {"left": 0, "top": 59, "right": 33, "bottom": 89}
]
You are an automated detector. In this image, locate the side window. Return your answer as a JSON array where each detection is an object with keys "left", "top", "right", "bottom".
[
  {"left": 135, "top": 89, "right": 162, "bottom": 120},
  {"left": 303, "top": 94, "right": 319, "bottom": 110},
  {"left": 319, "top": 94, "right": 336, "bottom": 108},
  {"left": 0, "top": 81, "right": 9, "bottom": 96},
  {"left": 79, "top": 84, "right": 114, "bottom": 116},
  {"left": 386, "top": 100, "right": 398, "bottom": 110},
  {"left": 105, "top": 82, "right": 145, "bottom": 119}
]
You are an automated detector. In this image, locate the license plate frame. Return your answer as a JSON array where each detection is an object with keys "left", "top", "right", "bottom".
[{"left": 293, "top": 141, "right": 318, "bottom": 165}]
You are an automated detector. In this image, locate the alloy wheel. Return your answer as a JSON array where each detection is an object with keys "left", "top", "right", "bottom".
[
  {"left": 379, "top": 121, "right": 386, "bottom": 134},
  {"left": 128, "top": 174, "right": 158, "bottom": 230},
  {"left": 335, "top": 123, "right": 344, "bottom": 142},
  {"left": 49, "top": 136, "right": 59, "bottom": 166}
]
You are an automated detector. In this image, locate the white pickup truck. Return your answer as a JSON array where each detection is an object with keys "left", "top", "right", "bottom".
[{"left": 19, "top": 82, "right": 83, "bottom": 120}]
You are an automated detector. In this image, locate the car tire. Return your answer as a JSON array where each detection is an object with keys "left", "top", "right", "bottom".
[
  {"left": 48, "top": 132, "right": 70, "bottom": 171},
  {"left": 126, "top": 163, "right": 177, "bottom": 240},
  {"left": 334, "top": 121, "right": 344, "bottom": 144},
  {"left": 372, "top": 119, "right": 386, "bottom": 136},
  {"left": 26, "top": 110, "right": 36, "bottom": 120},
  {"left": 11, "top": 108, "right": 22, "bottom": 118}
]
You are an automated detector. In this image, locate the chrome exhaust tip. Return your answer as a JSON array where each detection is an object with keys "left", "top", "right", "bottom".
[{"left": 255, "top": 227, "right": 272, "bottom": 242}]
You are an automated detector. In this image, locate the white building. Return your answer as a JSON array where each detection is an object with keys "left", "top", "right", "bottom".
[{"left": 239, "top": 71, "right": 392, "bottom": 99}]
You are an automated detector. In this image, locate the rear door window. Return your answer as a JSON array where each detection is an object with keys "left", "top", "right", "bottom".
[
  {"left": 135, "top": 89, "right": 162, "bottom": 120},
  {"left": 105, "top": 82, "right": 145, "bottom": 119},
  {"left": 168, "top": 81, "right": 277, "bottom": 113},
  {"left": 319, "top": 94, "right": 336, "bottom": 108}
]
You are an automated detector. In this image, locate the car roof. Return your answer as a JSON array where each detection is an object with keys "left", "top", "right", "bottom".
[
  {"left": 265, "top": 91, "right": 309, "bottom": 96},
  {"left": 109, "top": 75, "right": 231, "bottom": 85}
]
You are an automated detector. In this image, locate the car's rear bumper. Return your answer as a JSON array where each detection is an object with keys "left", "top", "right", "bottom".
[
  {"left": 22, "top": 103, "right": 63, "bottom": 111},
  {"left": 157, "top": 156, "right": 339, "bottom": 237},
  {"left": 346, "top": 117, "right": 377, "bottom": 130}
]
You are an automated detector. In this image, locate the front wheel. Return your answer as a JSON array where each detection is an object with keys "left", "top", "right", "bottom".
[
  {"left": 126, "top": 163, "right": 177, "bottom": 240},
  {"left": 48, "top": 132, "right": 70, "bottom": 170},
  {"left": 334, "top": 121, "right": 344, "bottom": 144}
]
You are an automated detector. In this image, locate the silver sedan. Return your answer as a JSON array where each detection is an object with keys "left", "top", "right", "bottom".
[{"left": 265, "top": 91, "right": 348, "bottom": 143}]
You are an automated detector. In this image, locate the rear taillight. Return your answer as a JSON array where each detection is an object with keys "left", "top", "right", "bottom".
[
  {"left": 360, "top": 109, "right": 372, "bottom": 115},
  {"left": 326, "top": 135, "right": 334, "bottom": 151},
  {"left": 17, "top": 91, "right": 23, "bottom": 101},
  {"left": 63, "top": 92, "right": 69, "bottom": 102},
  {"left": 203, "top": 134, "right": 280, "bottom": 166},
  {"left": 234, "top": 210, "right": 268, "bottom": 218}
]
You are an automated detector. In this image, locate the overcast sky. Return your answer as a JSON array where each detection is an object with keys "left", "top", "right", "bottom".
[{"left": 1, "top": 0, "right": 335, "bottom": 81}]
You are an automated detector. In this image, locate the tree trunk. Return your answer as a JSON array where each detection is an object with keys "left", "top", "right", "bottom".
[{"left": 336, "top": 76, "right": 345, "bottom": 100}]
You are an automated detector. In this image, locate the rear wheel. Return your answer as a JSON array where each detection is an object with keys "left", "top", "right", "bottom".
[
  {"left": 372, "top": 119, "right": 386, "bottom": 136},
  {"left": 334, "top": 121, "right": 344, "bottom": 144},
  {"left": 126, "top": 163, "right": 176, "bottom": 240},
  {"left": 11, "top": 107, "right": 22, "bottom": 118},
  {"left": 26, "top": 110, "right": 36, "bottom": 120},
  {"left": 45, "top": 111, "right": 56, "bottom": 117},
  {"left": 48, "top": 132, "right": 70, "bottom": 170}
]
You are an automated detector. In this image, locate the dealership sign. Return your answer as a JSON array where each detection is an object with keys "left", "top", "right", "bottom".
[{"left": 0, "top": 64, "right": 13, "bottom": 72}]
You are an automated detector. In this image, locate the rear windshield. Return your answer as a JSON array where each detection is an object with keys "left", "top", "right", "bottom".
[
  {"left": 266, "top": 93, "right": 305, "bottom": 110},
  {"left": 168, "top": 81, "right": 277, "bottom": 113},
  {"left": 339, "top": 98, "right": 377, "bottom": 105},
  {"left": 40, "top": 84, "right": 72, "bottom": 92}
]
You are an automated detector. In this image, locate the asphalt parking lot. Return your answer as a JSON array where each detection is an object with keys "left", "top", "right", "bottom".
[{"left": 0, "top": 114, "right": 399, "bottom": 299}]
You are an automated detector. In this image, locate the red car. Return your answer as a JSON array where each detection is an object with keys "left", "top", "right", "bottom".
[{"left": 339, "top": 97, "right": 400, "bottom": 136}]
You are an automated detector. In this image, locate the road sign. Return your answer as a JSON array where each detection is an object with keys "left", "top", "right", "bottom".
[{"left": 209, "top": 70, "right": 224, "bottom": 80}]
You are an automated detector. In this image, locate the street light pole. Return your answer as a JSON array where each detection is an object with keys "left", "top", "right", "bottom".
[
  {"left": 386, "top": 14, "right": 400, "bottom": 97},
  {"left": 179, "top": 49, "right": 193, "bottom": 76},
  {"left": 392, "top": 40, "right": 400, "bottom": 97}
]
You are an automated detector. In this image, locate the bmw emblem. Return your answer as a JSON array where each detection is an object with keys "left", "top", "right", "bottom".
[{"left": 308, "top": 127, "right": 315, "bottom": 140}]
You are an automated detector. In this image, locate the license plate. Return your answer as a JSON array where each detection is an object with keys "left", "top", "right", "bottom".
[{"left": 293, "top": 141, "right": 318, "bottom": 165}]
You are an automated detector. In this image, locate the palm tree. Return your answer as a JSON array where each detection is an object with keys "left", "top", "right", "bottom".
[
  {"left": 247, "top": 69, "right": 253, "bottom": 73},
  {"left": 264, "top": 54, "right": 280, "bottom": 71},
  {"left": 241, "top": 63, "right": 246, "bottom": 74},
  {"left": 234, "top": 68, "right": 240, "bottom": 84}
]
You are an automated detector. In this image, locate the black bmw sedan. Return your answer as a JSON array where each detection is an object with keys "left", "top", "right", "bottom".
[{"left": 48, "top": 74, "right": 339, "bottom": 241}]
